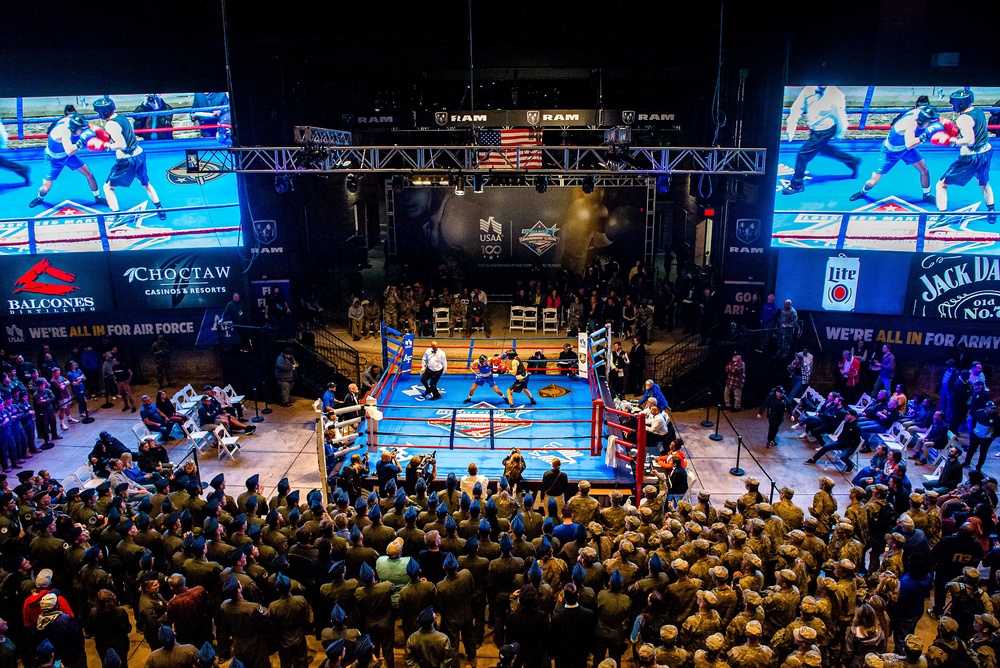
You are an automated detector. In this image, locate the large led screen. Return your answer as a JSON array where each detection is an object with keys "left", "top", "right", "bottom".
[
  {"left": 0, "top": 92, "right": 238, "bottom": 254},
  {"left": 773, "top": 85, "right": 1000, "bottom": 255}
]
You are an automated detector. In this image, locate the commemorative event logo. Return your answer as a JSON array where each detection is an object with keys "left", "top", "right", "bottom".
[
  {"left": 519, "top": 221, "right": 560, "bottom": 256},
  {"left": 427, "top": 402, "right": 532, "bottom": 441},
  {"left": 480, "top": 216, "right": 504, "bottom": 259},
  {"left": 911, "top": 254, "right": 1000, "bottom": 320},
  {"left": 5, "top": 256, "right": 112, "bottom": 315},
  {"left": 822, "top": 255, "right": 860, "bottom": 312},
  {"left": 167, "top": 156, "right": 227, "bottom": 186}
]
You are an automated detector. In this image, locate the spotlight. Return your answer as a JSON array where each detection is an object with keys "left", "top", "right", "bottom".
[
  {"left": 535, "top": 176, "right": 548, "bottom": 194},
  {"left": 455, "top": 176, "right": 466, "bottom": 196},
  {"left": 391, "top": 175, "right": 404, "bottom": 194},
  {"left": 346, "top": 174, "right": 359, "bottom": 193},
  {"left": 582, "top": 175, "right": 595, "bottom": 194},
  {"left": 275, "top": 175, "right": 291, "bottom": 194},
  {"left": 473, "top": 174, "right": 485, "bottom": 194}
]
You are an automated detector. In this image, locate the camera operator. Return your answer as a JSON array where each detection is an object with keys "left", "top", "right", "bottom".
[
  {"left": 404, "top": 453, "right": 436, "bottom": 494},
  {"left": 502, "top": 448, "right": 527, "bottom": 487},
  {"left": 376, "top": 449, "right": 401, "bottom": 493},
  {"left": 338, "top": 452, "right": 370, "bottom": 502}
]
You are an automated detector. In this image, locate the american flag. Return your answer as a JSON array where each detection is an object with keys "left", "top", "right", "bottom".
[{"left": 476, "top": 129, "right": 543, "bottom": 169}]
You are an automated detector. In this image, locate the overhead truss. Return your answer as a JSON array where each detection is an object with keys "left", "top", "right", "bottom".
[{"left": 185, "top": 145, "right": 766, "bottom": 176}]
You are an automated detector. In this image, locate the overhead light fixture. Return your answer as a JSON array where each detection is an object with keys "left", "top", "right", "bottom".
[
  {"left": 346, "top": 173, "right": 359, "bottom": 193},
  {"left": 582, "top": 175, "right": 595, "bottom": 194},
  {"left": 275, "top": 175, "right": 291, "bottom": 194},
  {"left": 535, "top": 176, "right": 548, "bottom": 194},
  {"left": 454, "top": 176, "right": 466, "bottom": 196},
  {"left": 473, "top": 174, "right": 485, "bottom": 194}
]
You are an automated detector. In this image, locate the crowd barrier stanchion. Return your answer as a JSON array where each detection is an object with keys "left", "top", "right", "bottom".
[
  {"left": 251, "top": 387, "right": 265, "bottom": 423},
  {"left": 730, "top": 436, "right": 745, "bottom": 476},
  {"left": 709, "top": 404, "right": 724, "bottom": 441},
  {"left": 701, "top": 389, "right": 714, "bottom": 428}
]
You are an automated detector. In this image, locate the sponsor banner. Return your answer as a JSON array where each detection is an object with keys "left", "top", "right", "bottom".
[
  {"left": 421, "top": 108, "right": 599, "bottom": 129},
  {"left": 604, "top": 108, "right": 680, "bottom": 129},
  {"left": 0, "top": 254, "right": 114, "bottom": 316},
  {"left": 1, "top": 309, "right": 223, "bottom": 347},
  {"left": 908, "top": 254, "right": 1000, "bottom": 320},
  {"left": 249, "top": 279, "right": 292, "bottom": 321},
  {"left": 578, "top": 332, "right": 589, "bottom": 379},
  {"left": 811, "top": 311, "right": 1000, "bottom": 353},
  {"left": 775, "top": 249, "right": 908, "bottom": 315},
  {"left": 110, "top": 249, "right": 241, "bottom": 310},
  {"left": 339, "top": 110, "right": 406, "bottom": 127}
]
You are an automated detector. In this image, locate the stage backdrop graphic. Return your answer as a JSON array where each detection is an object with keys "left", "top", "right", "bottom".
[
  {"left": 0, "top": 91, "right": 238, "bottom": 254},
  {"left": 393, "top": 186, "right": 646, "bottom": 284},
  {"left": 773, "top": 85, "right": 1000, "bottom": 255},
  {"left": 774, "top": 249, "right": 909, "bottom": 315}
]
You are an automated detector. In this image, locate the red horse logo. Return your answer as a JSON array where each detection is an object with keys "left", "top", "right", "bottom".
[{"left": 12, "top": 259, "right": 80, "bottom": 296}]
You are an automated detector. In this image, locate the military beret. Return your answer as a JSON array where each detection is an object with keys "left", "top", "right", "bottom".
[
  {"left": 705, "top": 633, "right": 725, "bottom": 652},
  {"left": 210, "top": 473, "right": 225, "bottom": 489},
  {"left": 745, "top": 477, "right": 760, "bottom": 488},
  {"left": 710, "top": 565, "right": 729, "bottom": 580},
  {"left": 904, "top": 634, "right": 923, "bottom": 651},
  {"left": 67, "top": 526, "right": 83, "bottom": 542},
  {"left": 636, "top": 644, "right": 655, "bottom": 661},
  {"left": 872, "top": 484, "right": 889, "bottom": 494},
  {"left": 800, "top": 596, "right": 818, "bottom": 613},
  {"left": 697, "top": 490, "right": 711, "bottom": 502},
  {"left": 580, "top": 547, "right": 597, "bottom": 560},
  {"left": 231, "top": 513, "right": 247, "bottom": 529},
  {"left": 747, "top": 518, "right": 765, "bottom": 530},
  {"left": 692, "top": 538, "right": 711, "bottom": 551},
  {"left": 964, "top": 566, "right": 982, "bottom": 580},
  {"left": 471, "top": 481, "right": 481, "bottom": 496},
  {"left": 836, "top": 522, "right": 854, "bottom": 532},
  {"left": 0, "top": 493, "right": 12, "bottom": 506},
  {"left": 699, "top": 590, "right": 718, "bottom": 606},
  {"left": 642, "top": 485, "right": 657, "bottom": 495},
  {"left": 817, "top": 576, "right": 837, "bottom": 588},
  {"left": 731, "top": 528, "right": 748, "bottom": 540},
  {"left": 158, "top": 625, "right": 175, "bottom": 646},
  {"left": 744, "top": 590, "right": 763, "bottom": 606},
  {"left": 330, "top": 603, "right": 347, "bottom": 623},
  {"left": 819, "top": 476, "right": 835, "bottom": 489},
  {"left": 887, "top": 533, "right": 906, "bottom": 546},
  {"left": 838, "top": 559, "right": 856, "bottom": 571},
  {"left": 924, "top": 490, "right": 940, "bottom": 500},
  {"left": 478, "top": 518, "right": 491, "bottom": 534},
  {"left": 746, "top": 620, "right": 763, "bottom": 637},
  {"left": 898, "top": 515, "right": 915, "bottom": 531},
  {"left": 35, "top": 514, "right": 54, "bottom": 530},
  {"left": 724, "top": 499, "right": 738, "bottom": 510},
  {"left": 609, "top": 569, "right": 623, "bottom": 588},
  {"left": 510, "top": 515, "right": 525, "bottom": 536},
  {"left": 745, "top": 554, "right": 762, "bottom": 569},
  {"left": 692, "top": 511, "right": 708, "bottom": 524},
  {"left": 367, "top": 504, "right": 382, "bottom": 520},
  {"left": 671, "top": 559, "right": 689, "bottom": 573},
  {"left": 499, "top": 643, "right": 520, "bottom": 661},
  {"left": 199, "top": 642, "right": 217, "bottom": 665},
  {"left": 443, "top": 552, "right": 459, "bottom": 571},
  {"left": 780, "top": 486, "right": 795, "bottom": 497},
  {"left": 977, "top": 613, "right": 1000, "bottom": 630},
  {"left": 909, "top": 492, "right": 923, "bottom": 504},
  {"left": 271, "top": 554, "right": 288, "bottom": 569},
  {"left": 274, "top": 572, "right": 291, "bottom": 593},
  {"left": 416, "top": 605, "right": 435, "bottom": 627},
  {"left": 16, "top": 470, "right": 34, "bottom": 483},
  {"left": 610, "top": 490, "right": 623, "bottom": 501},
  {"left": 244, "top": 474, "right": 259, "bottom": 488},
  {"left": 802, "top": 517, "right": 819, "bottom": 529},
  {"left": 285, "top": 490, "right": 300, "bottom": 504},
  {"left": 660, "top": 624, "right": 679, "bottom": 641},
  {"left": 757, "top": 503, "right": 773, "bottom": 514},
  {"left": 114, "top": 482, "right": 130, "bottom": 495},
  {"left": 443, "top": 515, "right": 457, "bottom": 531},
  {"left": 637, "top": 508, "right": 652, "bottom": 520},
  {"left": 222, "top": 574, "right": 240, "bottom": 596},
  {"left": 804, "top": 650, "right": 822, "bottom": 667},
  {"left": 794, "top": 626, "right": 817, "bottom": 642},
  {"left": 779, "top": 568, "right": 798, "bottom": 583},
  {"left": 779, "top": 544, "right": 799, "bottom": 558},
  {"left": 789, "top": 529, "right": 806, "bottom": 540},
  {"left": 84, "top": 545, "right": 102, "bottom": 563},
  {"left": 355, "top": 635, "right": 373, "bottom": 656},
  {"left": 677, "top": 501, "right": 693, "bottom": 513}
]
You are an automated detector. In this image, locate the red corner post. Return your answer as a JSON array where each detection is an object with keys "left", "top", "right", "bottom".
[
  {"left": 635, "top": 414, "right": 647, "bottom": 502},
  {"left": 591, "top": 398, "right": 604, "bottom": 456}
]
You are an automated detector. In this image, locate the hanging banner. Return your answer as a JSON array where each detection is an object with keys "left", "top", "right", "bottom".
[
  {"left": 0, "top": 254, "right": 114, "bottom": 316},
  {"left": 1, "top": 309, "right": 224, "bottom": 347},
  {"left": 110, "top": 249, "right": 241, "bottom": 310}
]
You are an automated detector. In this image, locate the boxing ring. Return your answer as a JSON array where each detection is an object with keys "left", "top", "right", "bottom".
[{"left": 341, "top": 323, "right": 649, "bottom": 498}]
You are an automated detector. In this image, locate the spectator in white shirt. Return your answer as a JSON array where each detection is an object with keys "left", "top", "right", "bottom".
[
  {"left": 460, "top": 462, "right": 489, "bottom": 498},
  {"left": 645, "top": 404, "right": 671, "bottom": 455}
]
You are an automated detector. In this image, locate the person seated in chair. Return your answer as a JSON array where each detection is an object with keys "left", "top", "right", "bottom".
[
  {"left": 89, "top": 431, "right": 131, "bottom": 478},
  {"left": 527, "top": 350, "right": 548, "bottom": 375},
  {"left": 805, "top": 408, "right": 861, "bottom": 472},
  {"left": 557, "top": 344, "right": 578, "bottom": 378},
  {"left": 911, "top": 410, "right": 949, "bottom": 465},
  {"left": 197, "top": 394, "right": 255, "bottom": 435}
]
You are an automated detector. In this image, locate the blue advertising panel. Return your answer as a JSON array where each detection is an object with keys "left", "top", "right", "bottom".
[{"left": 775, "top": 249, "right": 909, "bottom": 315}]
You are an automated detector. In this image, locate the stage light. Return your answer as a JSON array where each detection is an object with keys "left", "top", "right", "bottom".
[
  {"left": 275, "top": 175, "right": 291, "bottom": 194},
  {"left": 345, "top": 173, "right": 359, "bottom": 193},
  {"left": 536, "top": 176, "right": 548, "bottom": 193},
  {"left": 473, "top": 174, "right": 485, "bottom": 194},
  {"left": 582, "top": 175, "right": 595, "bottom": 194},
  {"left": 454, "top": 176, "right": 466, "bottom": 196}
]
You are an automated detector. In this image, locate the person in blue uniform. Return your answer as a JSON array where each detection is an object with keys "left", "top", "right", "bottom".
[
  {"left": 936, "top": 88, "right": 995, "bottom": 222},
  {"left": 463, "top": 355, "right": 506, "bottom": 404},
  {"left": 503, "top": 351, "right": 536, "bottom": 408},
  {"left": 850, "top": 105, "right": 940, "bottom": 203},
  {"left": 322, "top": 382, "right": 339, "bottom": 417},
  {"left": 637, "top": 380, "right": 668, "bottom": 411},
  {"left": 28, "top": 113, "right": 106, "bottom": 208},
  {"left": 91, "top": 97, "right": 166, "bottom": 226}
]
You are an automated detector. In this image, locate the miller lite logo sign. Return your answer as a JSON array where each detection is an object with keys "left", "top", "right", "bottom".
[
  {"left": 435, "top": 112, "right": 449, "bottom": 127},
  {"left": 621, "top": 110, "right": 635, "bottom": 125},
  {"left": 822, "top": 255, "right": 860, "bottom": 312},
  {"left": 526, "top": 110, "right": 540, "bottom": 126}
]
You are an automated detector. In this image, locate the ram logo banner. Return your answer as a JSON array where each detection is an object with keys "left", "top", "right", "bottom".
[
  {"left": 526, "top": 110, "right": 540, "bottom": 126},
  {"left": 435, "top": 112, "right": 448, "bottom": 127},
  {"left": 735, "top": 218, "right": 760, "bottom": 246},
  {"left": 253, "top": 219, "right": 277, "bottom": 245},
  {"left": 621, "top": 110, "right": 635, "bottom": 125},
  {"left": 519, "top": 221, "right": 560, "bottom": 256},
  {"left": 822, "top": 256, "right": 860, "bottom": 311}
]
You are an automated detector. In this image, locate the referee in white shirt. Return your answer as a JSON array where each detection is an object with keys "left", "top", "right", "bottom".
[
  {"left": 783, "top": 85, "right": 859, "bottom": 194},
  {"left": 420, "top": 340, "right": 447, "bottom": 400}
]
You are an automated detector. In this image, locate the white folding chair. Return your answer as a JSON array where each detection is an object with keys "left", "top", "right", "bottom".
[
  {"left": 542, "top": 308, "right": 559, "bottom": 334},
  {"left": 214, "top": 424, "right": 241, "bottom": 461},
  {"left": 182, "top": 418, "right": 211, "bottom": 454},
  {"left": 132, "top": 423, "right": 161, "bottom": 446},
  {"left": 74, "top": 465, "right": 102, "bottom": 490},
  {"left": 521, "top": 307, "right": 538, "bottom": 333},
  {"left": 433, "top": 308, "right": 451, "bottom": 335},
  {"left": 509, "top": 306, "right": 524, "bottom": 332},
  {"left": 176, "top": 384, "right": 199, "bottom": 412},
  {"left": 850, "top": 393, "right": 873, "bottom": 413},
  {"left": 223, "top": 384, "right": 245, "bottom": 404}
]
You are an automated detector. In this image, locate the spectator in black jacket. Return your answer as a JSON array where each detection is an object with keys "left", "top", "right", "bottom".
[
  {"left": 964, "top": 401, "right": 1000, "bottom": 471},
  {"left": 540, "top": 459, "right": 569, "bottom": 506},
  {"left": 924, "top": 447, "right": 965, "bottom": 494},
  {"left": 930, "top": 522, "right": 984, "bottom": 617},
  {"left": 132, "top": 94, "right": 174, "bottom": 140},
  {"left": 805, "top": 408, "right": 861, "bottom": 471},
  {"left": 35, "top": 594, "right": 86, "bottom": 668},
  {"left": 757, "top": 385, "right": 792, "bottom": 448},
  {"left": 550, "top": 583, "right": 595, "bottom": 667}
]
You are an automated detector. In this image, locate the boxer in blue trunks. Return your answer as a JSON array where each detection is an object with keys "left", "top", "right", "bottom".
[
  {"left": 28, "top": 113, "right": 106, "bottom": 208},
  {"left": 850, "top": 104, "right": 940, "bottom": 203},
  {"left": 463, "top": 354, "right": 506, "bottom": 404}
]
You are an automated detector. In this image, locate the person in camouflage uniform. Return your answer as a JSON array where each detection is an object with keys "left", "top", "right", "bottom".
[{"left": 383, "top": 286, "right": 400, "bottom": 331}]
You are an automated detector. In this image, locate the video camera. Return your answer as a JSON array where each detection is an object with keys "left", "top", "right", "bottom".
[{"left": 416, "top": 451, "right": 436, "bottom": 482}]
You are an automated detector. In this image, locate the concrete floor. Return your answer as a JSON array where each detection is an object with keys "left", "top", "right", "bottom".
[{"left": 35, "top": 330, "right": 966, "bottom": 666}]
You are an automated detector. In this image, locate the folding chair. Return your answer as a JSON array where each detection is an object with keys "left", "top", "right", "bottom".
[
  {"left": 521, "top": 307, "right": 538, "bottom": 333},
  {"left": 223, "top": 384, "right": 245, "bottom": 404},
  {"left": 132, "top": 423, "right": 161, "bottom": 446},
  {"left": 542, "top": 308, "right": 559, "bottom": 334},
  {"left": 175, "top": 385, "right": 199, "bottom": 413},
  {"left": 434, "top": 308, "right": 451, "bottom": 335},
  {"left": 182, "top": 418, "right": 211, "bottom": 454},
  {"left": 850, "top": 393, "right": 873, "bottom": 413},
  {"left": 74, "top": 465, "right": 102, "bottom": 490},
  {"left": 509, "top": 307, "right": 525, "bottom": 332},
  {"left": 214, "top": 424, "right": 241, "bottom": 461}
]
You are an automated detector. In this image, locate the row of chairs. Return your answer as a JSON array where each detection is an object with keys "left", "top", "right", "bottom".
[
  {"left": 171, "top": 383, "right": 245, "bottom": 418},
  {"left": 509, "top": 307, "right": 560, "bottom": 334},
  {"left": 430, "top": 308, "right": 486, "bottom": 335}
]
